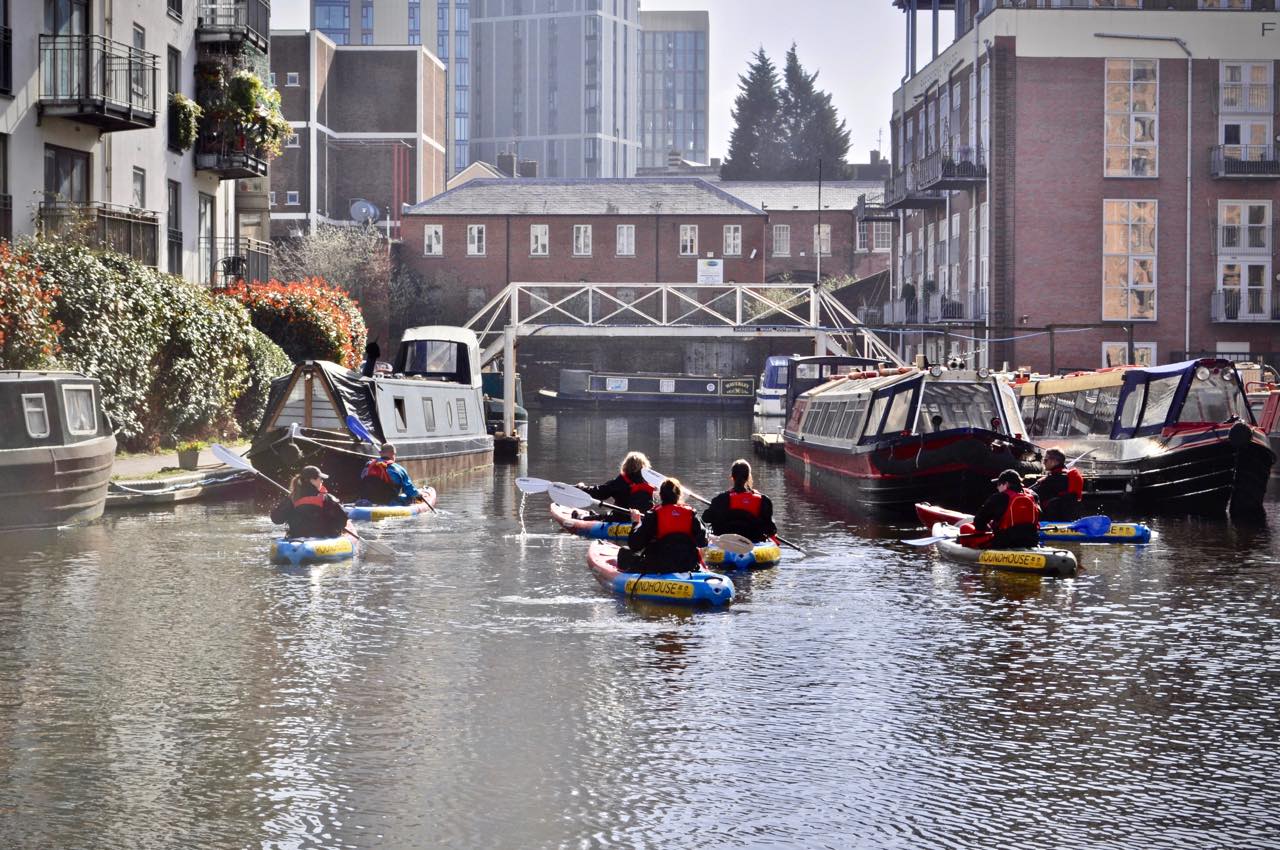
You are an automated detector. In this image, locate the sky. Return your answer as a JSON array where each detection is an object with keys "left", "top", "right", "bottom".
[{"left": 270, "top": 0, "right": 953, "bottom": 164}]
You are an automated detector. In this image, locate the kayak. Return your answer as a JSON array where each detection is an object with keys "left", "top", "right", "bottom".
[
  {"left": 346, "top": 487, "right": 438, "bottom": 522},
  {"left": 549, "top": 503, "right": 633, "bottom": 540},
  {"left": 703, "top": 540, "right": 783, "bottom": 570},
  {"left": 586, "top": 541, "right": 735, "bottom": 606},
  {"left": 269, "top": 535, "right": 356, "bottom": 566},
  {"left": 915, "top": 502, "right": 1151, "bottom": 544},
  {"left": 930, "top": 522, "right": 1078, "bottom": 577}
]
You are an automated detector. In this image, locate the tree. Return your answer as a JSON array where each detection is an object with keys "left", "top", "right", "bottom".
[
  {"left": 273, "top": 224, "right": 391, "bottom": 345},
  {"left": 720, "top": 49, "right": 784, "bottom": 180},
  {"left": 778, "top": 44, "right": 851, "bottom": 180}
]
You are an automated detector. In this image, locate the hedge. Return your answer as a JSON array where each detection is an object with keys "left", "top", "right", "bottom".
[
  {"left": 221, "top": 277, "right": 367, "bottom": 370},
  {"left": 0, "top": 242, "right": 62, "bottom": 369}
]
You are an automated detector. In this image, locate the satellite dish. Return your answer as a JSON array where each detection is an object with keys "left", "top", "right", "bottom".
[{"left": 349, "top": 199, "right": 379, "bottom": 224}]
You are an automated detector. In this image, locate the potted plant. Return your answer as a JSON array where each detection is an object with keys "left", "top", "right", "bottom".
[{"left": 177, "top": 440, "right": 206, "bottom": 471}]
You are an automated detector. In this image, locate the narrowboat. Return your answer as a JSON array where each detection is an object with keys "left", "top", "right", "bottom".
[
  {"left": 1257, "top": 390, "right": 1280, "bottom": 483},
  {"left": 247, "top": 327, "right": 494, "bottom": 499},
  {"left": 481, "top": 372, "right": 529, "bottom": 441},
  {"left": 754, "top": 355, "right": 796, "bottom": 416},
  {"left": 537, "top": 368, "right": 756, "bottom": 409},
  {"left": 753, "top": 355, "right": 883, "bottom": 460},
  {"left": 0, "top": 371, "right": 115, "bottom": 529},
  {"left": 1017, "top": 359, "right": 1275, "bottom": 517},
  {"left": 783, "top": 365, "right": 1042, "bottom": 514}
]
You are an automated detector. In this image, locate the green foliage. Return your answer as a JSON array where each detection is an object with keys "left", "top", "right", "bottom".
[
  {"left": 222, "top": 278, "right": 368, "bottom": 370},
  {"left": 196, "top": 61, "right": 290, "bottom": 160},
  {"left": 169, "top": 93, "right": 203, "bottom": 152},
  {"left": 721, "top": 49, "right": 785, "bottom": 180},
  {"left": 235, "top": 327, "right": 294, "bottom": 435},
  {"left": 273, "top": 224, "right": 392, "bottom": 343},
  {"left": 0, "top": 242, "right": 62, "bottom": 369}
]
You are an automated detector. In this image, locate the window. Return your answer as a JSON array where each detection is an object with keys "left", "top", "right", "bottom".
[
  {"left": 1102, "top": 342, "right": 1156, "bottom": 368},
  {"left": 131, "top": 167, "right": 146, "bottom": 209},
  {"left": 1217, "top": 259, "right": 1272, "bottom": 320},
  {"left": 679, "top": 224, "right": 698, "bottom": 256},
  {"left": 723, "top": 225, "right": 742, "bottom": 256},
  {"left": 1105, "top": 59, "right": 1158, "bottom": 177},
  {"left": 131, "top": 26, "right": 147, "bottom": 101},
  {"left": 573, "top": 224, "right": 592, "bottom": 256},
  {"left": 616, "top": 224, "right": 635, "bottom": 257},
  {"left": 168, "top": 0, "right": 182, "bottom": 19},
  {"left": 286, "top": 72, "right": 300, "bottom": 87},
  {"left": 424, "top": 224, "right": 443, "bottom": 256},
  {"left": 773, "top": 224, "right": 791, "bottom": 257},
  {"left": 62, "top": 386, "right": 97, "bottom": 435},
  {"left": 814, "top": 224, "right": 831, "bottom": 257},
  {"left": 268, "top": 72, "right": 277, "bottom": 88},
  {"left": 857, "top": 221, "right": 869, "bottom": 252},
  {"left": 269, "top": 191, "right": 277, "bottom": 206},
  {"left": 422, "top": 398, "right": 436, "bottom": 432},
  {"left": 285, "top": 191, "right": 300, "bottom": 205},
  {"left": 1219, "top": 201, "right": 1270, "bottom": 253},
  {"left": 198, "top": 192, "right": 214, "bottom": 284},
  {"left": 167, "top": 46, "right": 182, "bottom": 150},
  {"left": 285, "top": 133, "right": 300, "bottom": 148},
  {"left": 873, "top": 222, "right": 892, "bottom": 253},
  {"left": 22, "top": 394, "right": 49, "bottom": 439},
  {"left": 167, "top": 179, "right": 181, "bottom": 276},
  {"left": 393, "top": 397, "right": 408, "bottom": 431},
  {"left": 44, "top": 145, "right": 89, "bottom": 204},
  {"left": 530, "top": 224, "right": 549, "bottom": 256},
  {"left": 1219, "top": 61, "right": 1271, "bottom": 113},
  {"left": 467, "top": 224, "right": 486, "bottom": 255},
  {"left": 1199, "top": 0, "right": 1252, "bottom": 8},
  {"left": 456, "top": 398, "right": 469, "bottom": 430},
  {"left": 1103, "top": 200, "right": 1157, "bottom": 321}
]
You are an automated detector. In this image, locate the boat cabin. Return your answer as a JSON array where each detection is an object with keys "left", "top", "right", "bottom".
[
  {"left": 394, "top": 326, "right": 481, "bottom": 386},
  {"left": 2, "top": 371, "right": 111, "bottom": 450},
  {"left": 783, "top": 356, "right": 884, "bottom": 413}
]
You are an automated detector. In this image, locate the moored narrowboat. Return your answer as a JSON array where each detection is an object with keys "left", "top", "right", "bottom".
[
  {"left": 754, "top": 355, "right": 795, "bottom": 416},
  {"left": 0, "top": 371, "right": 115, "bottom": 529},
  {"left": 537, "top": 368, "right": 756, "bottom": 409}
]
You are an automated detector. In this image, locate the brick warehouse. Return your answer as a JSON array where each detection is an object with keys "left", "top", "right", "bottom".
[{"left": 873, "top": 0, "right": 1280, "bottom": 373}]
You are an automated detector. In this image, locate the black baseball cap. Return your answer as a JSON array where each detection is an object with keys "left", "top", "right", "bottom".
[{"left": 992, "top": 469, "right": 1023, "bottom": 487}]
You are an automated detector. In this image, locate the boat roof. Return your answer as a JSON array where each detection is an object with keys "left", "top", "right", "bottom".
[
  {"left": 801, "top": 370, "right": 918, "bottom": 400},
  {"left": 0, "top": 370, "right": 97, "bottom": 382},
  {"left": 1017, "top": 358, "right": 1233, "bottom": 395},
  {"left": 401, "top": 326, "right": 480, "bottom": 346}
]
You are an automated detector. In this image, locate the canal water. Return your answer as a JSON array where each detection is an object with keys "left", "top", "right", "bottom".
[{"left": 1, "top": 412, "right": 1278, "bottom": 849}]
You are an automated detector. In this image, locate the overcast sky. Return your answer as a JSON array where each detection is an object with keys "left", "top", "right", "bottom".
[{"left": 271, "top": 0, "right": 953, "bottom": 164}]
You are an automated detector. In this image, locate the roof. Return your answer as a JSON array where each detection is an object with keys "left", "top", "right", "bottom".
[
  {"left": 716, "top": 180, "right": 885, "bottom": 212},
  {"left": 405, "top": 178, "right": 766, "bottom": 217},
  {"left": 401, "top": 326, "right": 480, "bottom": 347}
]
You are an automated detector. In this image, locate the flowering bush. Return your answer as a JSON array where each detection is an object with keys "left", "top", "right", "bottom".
[
  {"left": 221, "top": 277, "right": 367, "bottom": 370},
  {"left": 0, "top": 242, "right": 62, "bottom": 369}
]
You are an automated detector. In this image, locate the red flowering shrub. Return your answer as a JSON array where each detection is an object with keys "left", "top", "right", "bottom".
[
  {"left": 0, "top": 243, "right": 62, "bottom": 369},
  {"left": 221, "top": 277, "right": 367, "bottom": 370}
]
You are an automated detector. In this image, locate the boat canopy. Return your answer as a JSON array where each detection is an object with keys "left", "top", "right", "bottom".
[
  {"left": 263, "top": 360, "right": 381, "bottom": 438},
  {"left": 1114, "top": 359, "right": 1254, "bottom": 438},
  {"left": 760, "top": 356, "right": 795, "bottom": 390},
  {"left": 395, "top": 326, "right": 482, "bottom": 387}
]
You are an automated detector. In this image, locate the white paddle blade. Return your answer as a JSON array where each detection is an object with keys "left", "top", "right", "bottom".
[
  {"left": 212, "top": 443, "right": 252, "bottom": 472},
  {"left": 640, "top": 466, "right": 665, "bottom": 488},
  {"left": 713, "top": 533, "right": 755, "bottom": 555},
  {"left": 547, "top": 482, "right": 598, "bottom": 510},
  {"left": 359, "top": 537, "right": 395, "bottom": 558},
  {"left": 901, "top": 535, "right": 945, "bottom": 547},
  {"left": 515, "top": 477, "right": 551, "bottom": 494}
]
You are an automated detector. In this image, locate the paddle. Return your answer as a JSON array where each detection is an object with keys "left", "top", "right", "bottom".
[
  {"left": 904, "top": 514, "right": 1112, "bottom": 547},
  {"left": 211, "top": 444, "right": 395, "bottom": 558},
  {"left": 640, "top": 466, "right": 807, "bottom": 555},
  {"left": 515, "top": 477, "right": 552, "bottom": 494},
  {"left": 346, "top": 414, "right": 377, "bottom": 444}
]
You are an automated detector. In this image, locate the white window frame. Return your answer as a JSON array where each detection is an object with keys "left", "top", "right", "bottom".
[
  {"left": 1219, "top": 60, "right": 1271, "bottom": 113},
  {"left": 285, "top": 132, "right": 300, "bottom": 148},
  {"left": 1104, "top": 58, "right": 1159, "bottom": 178},
  {"left": 1199, "top": 0, "right": 1252, "bottom": 9},
  {"left": 773, "top": 224, "right": 791, "bottom": 257},
  {"left": 1218, "top": 200, "right": 1271, "bottom": 254},
  {"left": 873, "top": 222, "right": 892, "bottom": 253},
  {"left": 530, "top": 223, "right": 549, "bottom": 256},
  {"left": 1216, "top": 258, "right": 1273, "bottom": 319},
  {"left": 679, "top": 224, "right": 698, "bottom": 257},
  {"left": 467, "top": 224, "right": 486, "bottom": 256},
  {"left": 856, "top": 221, "right": 869, "bottom": 252},
  {"left": 1102, "top": 341, "right": 1156, "bottom": 368},
  {"left": 268, "top": 72, "right": 277, "bottom": 87},
  {"left": 285, "top": 191, "right": 300, "bottom": 206},
  {"left": 813, "top": 223, "right": 832, "bottom": 257},
  {"left": 285, "top": 72, "right": 300, "bottom": 87},
  {"left": 424, "top": 223, "right": 443, "bottom": 256},
  {"left": 723, "top": 224, "right": 742, "bottom": 257},
  {"left": 573, "top": 224, "right": 592, "bottom": 257},
  {"left": 269, "top": 191, "right": 277, "bottom": 206},
  {"left": 22, "top": 394, "right": 50, "bottom": 439},
  {"left": 1102, "top": 199, "right": 1158, "bottom": 322},
  {"left": 616, "top": 224, "right": 635, "bottom": 257},
  {"left": 61, "top": 385, "right": 98, "bottom": 436}
]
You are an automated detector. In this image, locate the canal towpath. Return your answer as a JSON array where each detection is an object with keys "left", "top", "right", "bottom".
[{"left": 111, "top": 442, "right": 249, "bottom": 481}]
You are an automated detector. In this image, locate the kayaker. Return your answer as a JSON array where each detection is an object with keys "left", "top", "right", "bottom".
[
  {"left": 1030, "top": 448, "right": 1084, "bottom": 522},
  {"left": 960, "top": 469, "right": 1040, "bottom": 549},
  {"left": 270, "top": 465, "right": 349, "bottom": 538},
  {"left": 701, "top": 458, "right": 777, "bottom": 543},
  {"left": 360, "top": 443, "right": 428, "bottom": 505},
  {"left": 624, "top": 477, "right": 709, "bottom": 573},
  {"left": 576, "top": 451, "right": 657, "bottom": 515}
]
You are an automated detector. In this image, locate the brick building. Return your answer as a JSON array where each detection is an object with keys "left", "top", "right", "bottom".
[
  {"left": 873, "top": 0, "right": 1280, "bottom": 372},
  {"left": 269, "top": 30, "right": 447, "bottom": 237}
]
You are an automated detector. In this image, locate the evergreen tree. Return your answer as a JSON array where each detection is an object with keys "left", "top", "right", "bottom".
[
  {"left": 720, "top": 49, "right": 784, "bottom": 180},
  {"left": 778, "top": 45, "right": 851, "bottom": 180}
]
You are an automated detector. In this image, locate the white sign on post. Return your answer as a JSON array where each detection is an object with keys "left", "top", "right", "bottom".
[{"left": 696, "top": 258, "right": 723, "bottom": 285}]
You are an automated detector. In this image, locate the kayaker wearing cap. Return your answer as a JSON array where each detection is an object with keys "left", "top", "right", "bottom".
[
  {"left": 701, "top": 458, "right": 777, "bottom": 543},
  {"left": 959, "top": 469, "right": 1040, "bottom": 549},
  {"left": 1030, "top": 448, "right": 1085, "bottom": 522},
  {"left": 360, "top": 443, "right": 428, "bottom": 505},
  {"left": 576, "top": 451, "right": 657, "bottom": 516},
  {"left": 624, "top": 477, "right": 708, "bottom": 573},
  {"left": 270, "top": 465, "right": 348, "bottom": 538}
]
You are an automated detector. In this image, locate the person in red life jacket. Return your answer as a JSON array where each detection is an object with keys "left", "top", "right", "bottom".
[
  {"left": 1030, "top": 448, "right": 1085, "bottom": 522},
  {"left": 959, "top": 469, "right": 1041, "bottom": 549},
  {"left": 575, "top": 451, "right": 656, "bottom": 517},
  {"left": 623, "top": 477, "right": 709, "bottom": 573},
  {"left": 701, "top": 458, "right": 777, "bottom": 543},
  {"left": 359, "top": 443, "right": 427, "bottom": 505},
  {"left": 270, "top": 465, "right": 349, "bottom": 538}
]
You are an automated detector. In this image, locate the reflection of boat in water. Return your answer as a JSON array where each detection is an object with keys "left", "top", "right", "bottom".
[
  {"left": 247, "top": 327, "right": 494, "bottom": 499},
  {"left": 0, "top": 371, "right": 115, "bottom": 529},
  {"left": 1016, "top": 359, "right": 1275, "bottom": 518},
  {"left": 536, "top": 368, "right": 755, "bottom": 408},
  {"left": 784, "top": 365, "right": 1041, "bottom": 514}
]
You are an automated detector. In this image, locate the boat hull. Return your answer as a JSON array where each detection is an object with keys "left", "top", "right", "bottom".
[
  {"left": 345, "top": 487, "right": 438, "bottom": 521},
  {"left": 549, "top": 503, "right": 633, "bottom": 540},
  {"left": 586, "top": 541, "right": 735, "bottom": 607},
  {"left": 703, "top": 541, "right": 782, "bottom": 570},
  {"left": 269, "top": 535, "right": 356, "bottom": 566},
  {"left": 0, "top": 434, "right": 115, "bottom": 530},
  {"left": 931, "top": 524, "right": 1078, "bottom": 577}
]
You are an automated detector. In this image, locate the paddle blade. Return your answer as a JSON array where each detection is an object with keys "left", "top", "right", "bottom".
[
  {"left": 515, "top": 477, "right": 551, "bottom": 494},
  {"left": 713, "top": 533, "right": 755, "bottom": 555},
  {"left": 1073, "top": 515, "right": 1112, "bottom": 536},
  {"left": 547, "top": 482, "right": 599, "bottom": 510},
  {"left": 640, "top": 466, "right": 665, "bottom": 488},
  {"left": 212, "top": 443, "right": 253, "bottom": 473},
  {"left": 901, "top": 535, "right": 946, "bottom": 547},
  {"left": 346, "top": 415, "right": 376, "bottom": 444}
]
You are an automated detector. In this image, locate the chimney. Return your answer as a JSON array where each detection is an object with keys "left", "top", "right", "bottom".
[
  {"left": 517, "top": 159, "right": 539, "bottom": 178},
  {"left": 870, "top": 149, "right": 881, "bottom": 165},
  {"left": 497, "top": 152, "right": 517, "bottom": 177}
]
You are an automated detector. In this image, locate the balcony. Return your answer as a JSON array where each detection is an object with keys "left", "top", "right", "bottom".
[
  {"left": 1214, "top": 218, "right": 1271, "bottom": 255},
  {"left": 195, "top": 121, "right": 269, "bottom": 179},
  {"left": 0, "top": 194, "right": 11, "bottom": 243},
  {"left": 884, "top": 168, "right": 946, "bottom": 211},
  {"left": 917, "top": 145, "right": 987, "bottom": 191},
  {"left": 856, "top": 193, "right": 895, "bottom": 223},
  {"left": 1217, "top": 82, "right": 1273, "bottom": 114},
  {"left": 883, "top": 299, "right": 919, "bottom": 324},
  {"left": 39, "top": 201, "right": 159, "bottom": 266},
  {"left": 197, "top": 1, "right": 271, "bottom": 55},
  {"left": 1210, "top": 145, "right": 1280, "bottom": 179},
  {"left": 202, "top": 236, "right": 271, "bottom": 286},
  {"left": 968, "top": 287, "right": 989, "bottom": 322},
  {"left": 38, "top": 35, "right": 158, "bottom": 131},
  {"left": 1211, "top": 288, "right": 1280, "bottom": 323},
  {"left": 924, "top": 292, "right": 971, "bottom": 322}
]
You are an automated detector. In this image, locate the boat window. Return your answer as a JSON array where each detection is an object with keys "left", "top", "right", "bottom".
[
  {"left": 22, "top": 394, "right": 50, "bottom": 439},
  {"left": 1090, "top": 387, "right": 1121, "bottom": 434},
  {"left": 1118, "top": 384, "right": 1144, "bottom": 432},
  {"left": 1181, "top": 368, "right": 1252, "bottom": 425},
  {"left": 393, "top": 397, "right": 408, "bottom": 431},
  {"left": 403, "top": 340, "right": 459, "bottom": 376},
  {"left": 794, "top": 363, "right": 821, "bottom": 380},
  {"left": 62, "top": 386, "right": 97, "bottom": 435},
  {"left": 456, "top": 398, "right": 468, "bottom": 430},
  {"left": 1021, "top": 394, "right": 1042, "bottom": 436},
  {"left": 1139, "top": 375, "right": 1183, "bottom": 429},
  {"left": 764, "top": 360, "right": 789, "bottom": 388},
  {"left": 919, "top": 382, "right": 999, "bottom": 431},
  {"left": 837, "top": 397, "right": 867, "bottom": 439},
  {"left": 422, "top": 398, "right": 436, "bottom": 432},
  {"left": 998, "top": 383, "right": 1029, "bottom": 436},
  {"left": 883, "top": 388, "right": 916, "bottom": 434},
  {"left": 860, "top": 395, "right": 890, "bottom": 442}
]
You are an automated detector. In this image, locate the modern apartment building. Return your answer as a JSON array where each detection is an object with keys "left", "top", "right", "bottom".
[
  {"left": 471, "top": 0, "right": 641, "bottom": 178},
  {"left": 872, "top": 0, "right": 1280, "bottom": 372},
  {"left": 0, "top": 0, "right": 273, "bottom": 286},
  {"left": 269, "top": 30, "right": 447, "bottom": 237},
  {"left": 637, "top": 10, "right": 708, "bottom": 170}
]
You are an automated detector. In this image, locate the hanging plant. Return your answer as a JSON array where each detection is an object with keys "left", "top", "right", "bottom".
[{"left": 169, "top": 93, "right": 203, "bottom": 152}]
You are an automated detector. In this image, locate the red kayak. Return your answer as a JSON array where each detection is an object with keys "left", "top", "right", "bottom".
[{"left": 916, "top": 502, "right": 971, "bottom": 526}]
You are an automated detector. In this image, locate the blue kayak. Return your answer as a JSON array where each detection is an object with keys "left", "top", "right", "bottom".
[
  {"left": 269, "top": 535, "right": 355, "bottom": 566},
  {"left": 550, "top": 503, "right": 633, "bottom": 540},
  {"left": 586, "top": 541, "right": 734, "bottom": 607},
  {"left": 916, "top": 502, "right": 1152, "bottom": 544},
  {"left": 703, "top": 541, "right": 783, "bottom": 570},
  {"left": 345, "top": 487, "right": 438, "bottom": 522}
]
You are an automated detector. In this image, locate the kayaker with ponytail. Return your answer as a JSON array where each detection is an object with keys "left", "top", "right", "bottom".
[
  {"left": 576, "top": 451, "right": 657, "bottom": 515},
  {"left": 360, "top": 443, "right": 428, "bottom": 505},
  {"left": 270, "top": 465, "right": 349, "bottom": 538},
  {"left": 958, "top": 469, "right": 1040, "bottom": 549},
  {"left": 702, "top": 458, "right": 777, "bottom": 543},
  {"left": 1030, "top": 448, "right": 1084, "bottom": 522},
  {"left": 624, "top": 477, "right": 708, "bottom": 573}
]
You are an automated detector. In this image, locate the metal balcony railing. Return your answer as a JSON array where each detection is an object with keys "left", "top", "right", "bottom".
[
  {"left": 1213, "top": 217, "right": 1273, "bottom": 255},
  {"left": 968, "top": 287, "right": 989, "bottom": 322},
  {"left": 1211, "top": 288, "right": 1280, "bottom": 322},
  {"left": 917, "top": 144, "right": 987, "bottom": 191},
  {"left": 202, "top": 235, "right": 271, "bottom": 286},
  {"left": 884, "top": 168, "right": 945, "bottom": 210},
  {"left": 1210, "top": 145, "right": 1280, "bottom": 179},
  {"left": 0, "top": 194, "right": 11, "bottom": 243},
  {"left": 195, "top": 119, "right": 269, "bottom": 179},
  {"left": 197, "top": 0, "right": 271, "bottom": 53},
  {"left": 924, "top": 292, "right": 970, "bottom": 322},
  {"left": 884, "top": 298, "right": 919, "bottom": 325},
  {"left": 38, "top": 34, "right": 158, "bottom": 131},
  {"left": 39, "top": 201, "right": 159, "bottom": 266},
  {"left": 1218, "top": 82, "right": 1273, "bottom": 114}
]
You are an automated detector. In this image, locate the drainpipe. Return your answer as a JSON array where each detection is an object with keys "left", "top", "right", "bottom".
[{"left": 1095, "top": 33, "right": 1193, "bottom": 357}]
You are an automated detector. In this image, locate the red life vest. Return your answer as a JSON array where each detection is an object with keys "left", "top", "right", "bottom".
[
  {"left": 998, "top": 490, "right": 1040, "bottom": 530},
  {"left": 654, "top": 504, "right": 695, "bottom": 539},
  {"left": 728, "top": 489, "right": 763, "bottom": 517},
  {"left": 362, "top": 459, "right": 393, "bottom": 483},
  {"left": 627, "top": 474, "right": 656, "bottom": 500},
  {"left": 294, "top": 494, "right": 326, "bottom": 508},
  {"left": 1066, "top": 468, "right": 1084, "bottom": 499}
]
